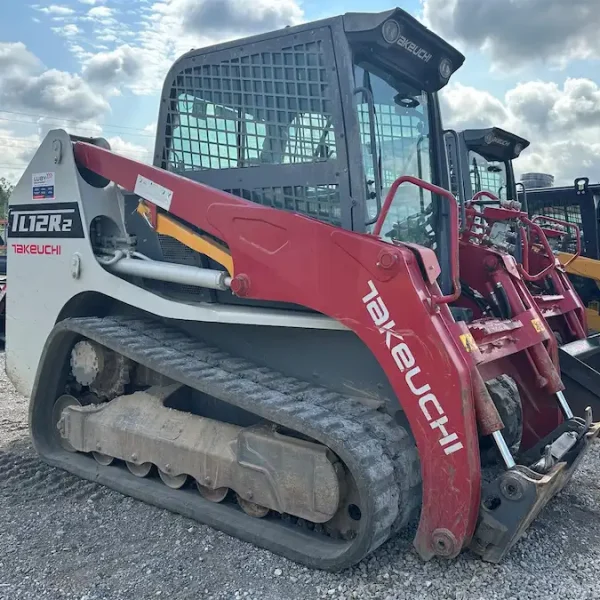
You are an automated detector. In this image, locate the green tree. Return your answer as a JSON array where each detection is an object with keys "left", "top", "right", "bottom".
[
  {"left": 0, "top": 177, "right": 13, "bottom": 219},
  {"left": 0, "top": 178, "right": 12, "bottom": 252}
]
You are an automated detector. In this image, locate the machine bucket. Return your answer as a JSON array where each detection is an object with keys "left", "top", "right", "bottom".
[{"left": 559, "top": 333, "right": 600, "bottom": 417}]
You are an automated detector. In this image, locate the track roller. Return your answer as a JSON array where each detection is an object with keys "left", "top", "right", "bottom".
[
  {"left": 196, "top": 482, "right": 228, "bottom": 502},
  {"left": 158, "top": 469, "right": 187, "bottom": 489},
  {"left": 126, "top": 461, "right": 153, "bottom": 477},
  {"left": 93, "top": 452, "right": 114, "bottom": 466},
  {"left": 238, "top": 495, "right": 269, "bottom": 518}
]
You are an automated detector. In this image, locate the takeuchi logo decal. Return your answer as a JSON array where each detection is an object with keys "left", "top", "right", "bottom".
[
  {"left": 362, "top": 280, "right": 464, "bottom": 456},
  {"left": 381, "top": 20, "right": 433, "bottom": 63},
  {"left": 12, "top": 244, "right": 61, "bottom": 255},
  {"left": 485, "top": 132, "right": 510, "bottom": 147}
]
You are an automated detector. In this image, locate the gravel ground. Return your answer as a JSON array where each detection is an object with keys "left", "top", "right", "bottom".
[{"left": 2, "top": 354, "right": 600, "bottom": 600}]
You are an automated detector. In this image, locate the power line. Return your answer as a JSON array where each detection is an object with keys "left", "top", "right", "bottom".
[
  {"left": 0, "top": 138, "right": 151, "bottom": 158},
  {"left": 0, "top": 116, "right": 156, "bottom": 139},
  {"left": 0, "top": 109, "right": 156, "bottom": 135}
]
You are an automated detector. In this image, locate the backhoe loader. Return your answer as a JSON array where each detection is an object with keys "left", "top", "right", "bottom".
[
  {"left": 5, "top": 9, "right": 599, "bottom": 572},
  {"left": 446, "top": 127, "right": 600, "bottom": 417}
]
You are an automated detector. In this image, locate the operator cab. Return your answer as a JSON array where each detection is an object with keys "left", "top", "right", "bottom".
[
  {"left": 445, "top": 127, "right": 530, "bottom": 205},
  {"left": 143, "top": 8, "right": 464, "bottom": 305}
]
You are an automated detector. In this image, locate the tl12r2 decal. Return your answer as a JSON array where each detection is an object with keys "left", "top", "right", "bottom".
[{"left": 8, "top": 202, "right": 84, "bottom": 239}]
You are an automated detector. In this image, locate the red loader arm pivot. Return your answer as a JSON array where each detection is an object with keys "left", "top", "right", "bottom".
[{"left": 373, "top": 175, "right": 461, "bottom": 304}]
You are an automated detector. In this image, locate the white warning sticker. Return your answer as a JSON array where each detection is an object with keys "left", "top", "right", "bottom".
[
  {"left": 32, "top": 172, "right": 55, "bottom": 200},
  {"left": 134, "top": 174, "right": 173, "bottom": 211}
]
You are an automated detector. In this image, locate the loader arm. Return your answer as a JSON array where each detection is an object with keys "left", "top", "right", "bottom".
[{"left": 73, "top": 140, "right": 482, "bottom": 560}]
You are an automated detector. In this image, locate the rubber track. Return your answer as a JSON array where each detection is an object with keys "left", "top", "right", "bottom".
[{"left": 35, "top": 315, "right": 421, "bottom": 570}]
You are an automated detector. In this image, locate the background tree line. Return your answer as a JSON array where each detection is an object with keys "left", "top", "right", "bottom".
[
  {"left": 0, "top": 178, "right": 12, "bottom": 252},
  {"left": 0, "top": 178, "right": 12, "bottom": 220}
]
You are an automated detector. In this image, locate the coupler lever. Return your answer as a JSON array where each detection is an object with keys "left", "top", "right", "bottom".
[
  {"left": 531, "top": 431, "right": 579, "bottom": 474},
  {"left": 520, "top": 406, "right": 594, "bottom": 474},
  {"left": 531, "top": 406, "right": 594, "bottom": 473},
  {"left": 470, "top": 409, "right": 600, "bottom": 563}
]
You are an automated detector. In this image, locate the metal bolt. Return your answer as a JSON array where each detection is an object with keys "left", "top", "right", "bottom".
[
  {"left": 431, "top": 528, "right": 458, "bottom": 558},
  {"left": 131, "top": 453, "right": 138, "bottom": 462},
  {"left": 377, "top": 251, "right": 397, "bottom": 270},
  {"left": 96, "top": 442, "right": 101, "bottom": 450},
  {"left": 165, "top": 464, "right": 171, "bottom": 473},
  {"left": 71, "top": 254, "right": 81, "bottom": 279},
  {"left": 231, "top": 274, "right": 250, "bottom": 297},
  {"left": 247, "top": 491, "right": 253, "bottom": 500},
  {"left": 204, "top": 476, "right": 211, "bottom": 485}
]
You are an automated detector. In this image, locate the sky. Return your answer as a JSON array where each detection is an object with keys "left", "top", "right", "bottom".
[{"left": 0, "top": 0, "right": 599, "bottom": 186}]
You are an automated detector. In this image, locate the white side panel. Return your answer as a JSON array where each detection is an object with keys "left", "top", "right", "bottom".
[{"left": 5, "top": 130, "right": 346, "bottom": 397}]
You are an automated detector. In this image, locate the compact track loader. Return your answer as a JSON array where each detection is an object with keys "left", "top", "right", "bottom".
[
  {"left": 6, "top": 9, "right": 600, "bottom": 572},
  {"left": 446, "top": 127, "right": 600, "bottom": 417}
]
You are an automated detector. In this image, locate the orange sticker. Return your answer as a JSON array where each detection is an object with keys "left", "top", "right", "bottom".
[
  {"left": 531, "top": 318, "right": 545, "bottom": 333},
  {"left": 460, "top": 333, "right": 479, "bottom": 353}
]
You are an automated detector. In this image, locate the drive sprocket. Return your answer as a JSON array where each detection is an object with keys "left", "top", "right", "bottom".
[{"left": 70, "top": 340, "right": 131, "bottom": 400}]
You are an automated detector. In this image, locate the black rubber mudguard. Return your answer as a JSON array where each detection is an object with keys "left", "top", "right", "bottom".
[{"left": 559, "top": 333, "right": 600, "bottom": 418}]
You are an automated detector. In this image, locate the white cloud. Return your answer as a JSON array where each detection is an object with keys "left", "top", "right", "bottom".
[
  {"left": 36, "top": 118, "right": 103, "bottom": 141},
  {"left": 441, "top": 83, "right": 508, "bottom": 130},
  {"left": 88, "top": 6, "right": 112, "bottom": 18},
  {"left": 422, "top": 0, "right": 600, "bottom": 70},
  {"left": 52, "top": 23, "right": 80, "bottom": 38},
  {"left": 78, "top": 0, "right": 304, "bottom": 96},
  {"left": 83, "top": 44, "right": 150, "bottom": 96},
  {"left": 106, "top": 136, "right": 153, "bottom": 164},
  {"left": 79, "top": 0, "right": 106, "bottom": 4},
  {"left": 0, "top": 124, "right": 42, "bottom": 184},
  {"left": 0, "top": 41, "right": 41, "bottom": 75},
  {"left": 440, "top": 78, "right": 600, "bottom": 185},
  {"left": 163, "top": 0, "right": 303, "bottom": 39},
  {"left": 0, "top": 42, "right": 109, "bottom": 122},
  {"left": 514, "top": 141, "right": 600, "bottom": 183},
  {"left": 39, "top": 5, "right": 75, "bottom": 16}
]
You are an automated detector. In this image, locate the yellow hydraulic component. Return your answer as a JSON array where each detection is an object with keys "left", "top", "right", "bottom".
[
  {"left": 136, "top": 203, "right": 234, "bottom": 275},
  {"left": 557, "top": 252, "right": 600, "bottom": 282},
  {"left": 558, "top": 252, "right": 600, "bottom": 332},
  {"left": 586, "top": 307, "right": 600, "bottom": 333}
]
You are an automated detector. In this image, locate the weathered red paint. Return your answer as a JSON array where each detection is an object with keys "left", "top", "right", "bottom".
[{"left": 462, "top": 200, "right": 588, "bottom": 346}]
